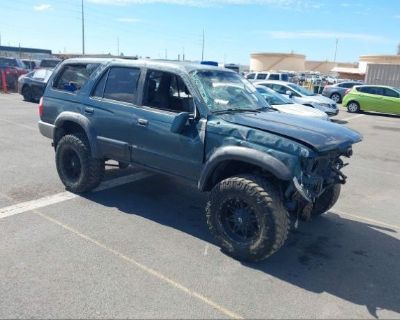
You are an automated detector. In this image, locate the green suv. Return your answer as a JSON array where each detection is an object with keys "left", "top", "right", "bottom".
[{"left": 343, "top": 85, "right": 400, "bottom": 114}]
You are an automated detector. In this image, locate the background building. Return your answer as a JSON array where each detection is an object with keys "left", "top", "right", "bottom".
[
  {"left": 250, "top": 53, "right": 305, "bottom": 72},
  {"left": 0, "top": 45, "right": 52, "bottom": 59}
]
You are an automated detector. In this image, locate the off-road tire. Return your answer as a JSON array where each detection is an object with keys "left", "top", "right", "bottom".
[
  {"left": 206, "top": 175, "right": 290, "bottom": 262},
  {"left": 311, "top": 184, "right": 341, "bottom": 217},
  {"left": 56, "top": 133, "right": 104, "bottom": 193}
]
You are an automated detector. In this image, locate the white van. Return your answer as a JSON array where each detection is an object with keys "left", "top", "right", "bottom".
[{"left": 245, "top": 72, "right": 289, "bottom": 82}]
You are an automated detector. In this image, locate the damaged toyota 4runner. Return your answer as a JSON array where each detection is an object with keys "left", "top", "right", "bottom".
[{"left": 38, "top": 59, "right": 362, "bottom": 262}]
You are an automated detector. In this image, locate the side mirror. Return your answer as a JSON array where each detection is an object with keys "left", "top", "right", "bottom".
[
  {"left": 286, "top": 90, "right": 293, "bottom": 98},
  {"left": 171, "top": 112, "right": 192, "bottom": 134}
]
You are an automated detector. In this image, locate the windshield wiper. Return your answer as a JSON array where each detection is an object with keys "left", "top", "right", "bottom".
[{"left": 213, "top": 108, "right": 264, "bottom": 114}]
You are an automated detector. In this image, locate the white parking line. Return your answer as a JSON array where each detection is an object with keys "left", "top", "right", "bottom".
[
  {"left": 341, "top": 114, "right": 365, "bottom": 122},
  {"left": 35, "top": 210, "right": 243, "bottom": 319},
  {"left": 0, "top": 171, "right": 153, "bottom": 220},
  {"left": 330, "top": 210, "right": 400, "bottom": 231}
]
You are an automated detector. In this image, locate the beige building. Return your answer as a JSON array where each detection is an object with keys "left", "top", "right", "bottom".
[
  {"left": 250, "top": 53, "right": 305, "bottom": 72},
  {"left": 359, "top": 55, "right": 400, "bottom": 72},
  {"left": 305, "top": 60, "right": 337, "bottom": 73}
]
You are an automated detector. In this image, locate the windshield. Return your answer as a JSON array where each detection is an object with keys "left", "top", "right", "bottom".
[
  {"left": 288, "top": 83, "right": 315, "bottom": 96},
  {"left": 41, "top": 59, "right": 60, "bottom": 68},
  {"left": 191, "top": 70, "right": 269, "bottom": 112},
  {"left": 256, "top": 86, "right": 293, "bottom": 105}
]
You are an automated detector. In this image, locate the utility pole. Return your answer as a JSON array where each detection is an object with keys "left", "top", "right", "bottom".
[
  {"left": 165, "top": 49, "right": 168, "bottom": 60},
  {"left": 333, "top": 38, "right": 338, "bottom": 62},
  {"left": 201, "top": 28, "right": 205, "bottom": 61},
  {"left": 81, "top": 0, "right": 85, "bottom": 55},
  {"left": 182, "top": 47, "right": 185, "bottom": 61},
  {"left": 117, "top": 37, "right": 119, "bottom": 56}
]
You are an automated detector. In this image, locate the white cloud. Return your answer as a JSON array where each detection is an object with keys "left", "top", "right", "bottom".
[
  {"left": 88, "top": 0, "right": 319, "bottom": 9},
  {"left": 266, "top": 30, "right": 393, "bottom": 43},
  {"left": 116, "top": 17, "right": 141, "bottom": 23},
  {"left": 33, "top": 3, "right": 51, "bottom": 11}
]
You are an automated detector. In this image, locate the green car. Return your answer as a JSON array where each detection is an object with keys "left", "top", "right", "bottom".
[{"left": 343, "top": 85, "right": 400, "bottom": 114}]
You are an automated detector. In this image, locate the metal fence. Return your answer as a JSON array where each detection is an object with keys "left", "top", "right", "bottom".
[{"left": 365, "top": 64, "right": 400, "bottom": 87}]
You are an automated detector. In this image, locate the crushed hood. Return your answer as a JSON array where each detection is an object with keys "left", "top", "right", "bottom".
[{"left": 218, "top": 111, "right": 362, "bottom": 152}]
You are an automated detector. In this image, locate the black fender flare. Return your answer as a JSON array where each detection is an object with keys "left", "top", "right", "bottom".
[
  {"left": 54, "top": 112, "right": 100, "bottom": 158},
  {"left": 198, "top": 146, "right": 293, "bottom": 191}
]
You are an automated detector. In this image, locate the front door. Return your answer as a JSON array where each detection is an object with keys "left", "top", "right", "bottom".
[{"left": 132, "top": 70, "right": 205, "bottom": 181}]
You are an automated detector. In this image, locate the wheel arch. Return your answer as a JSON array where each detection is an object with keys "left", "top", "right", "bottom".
[
  {"left": 198, "top": 146, "right": 292, "bottom": 192},
  {"left": 53, "top": 112, "right": 100, "bottom": 157}
]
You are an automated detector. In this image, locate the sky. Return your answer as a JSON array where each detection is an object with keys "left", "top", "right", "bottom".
[{"left": 1, "top": 0, "right": 400, "bottom": 64}]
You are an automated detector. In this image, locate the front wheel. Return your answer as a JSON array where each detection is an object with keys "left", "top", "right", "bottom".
[
  {"left": 56, "top": 133, "right": 105, "bottom": 193},
  {"left": 206, "top": 175, "right": 289, "bottom": 262},
  {"left": 311, "top": 184, "right": 341, "bottom": 217}
]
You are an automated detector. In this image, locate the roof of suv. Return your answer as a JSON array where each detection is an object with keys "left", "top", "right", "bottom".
[
  {"left": 62, "top": 58, "right": 231, "bottom": 74},
  {"left": 254, "top": 80, "right": 290, "bottom": 85}
]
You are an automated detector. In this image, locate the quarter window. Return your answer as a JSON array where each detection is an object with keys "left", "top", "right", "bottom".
[
  {"left": 383, "top": 88, "right": 399, "bottom": 98},
  {"left": 53, "top": 64, "right": 99, "bottom": 92}
]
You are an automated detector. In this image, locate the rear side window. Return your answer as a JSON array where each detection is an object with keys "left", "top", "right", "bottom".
[
  {"left": 269, "top": 74, "right": 280, "bottom": 81},
  {"left": 53, "top": 64, "right": 99, "bottom": 92},
  {"left": 102, "top": 67, "right": 141, "bottom": 104},
  {"left": 280, "top": 74, "right": 289, "bottom": 81},
  {"left": 256, "top": 73, "right": 268, "bottom": 80}
]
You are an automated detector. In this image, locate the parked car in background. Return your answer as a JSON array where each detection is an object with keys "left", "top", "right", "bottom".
[
  {"left": 246, "top": 72, "right": 289, "bottom": 82},
  {"left": 343, "top": 85, "right": 400, "bottom": 114},
  {"left": 255, "top": 85, "right": 329, "bottom": 121},
  {"left": 322, "top": 81, "right": 362, "bottom": 103},
  {"left": 18, "top": 68, "right": 53, "bottom": 102},
  {"left": 38, "top": 58, "right": 61, "bottom": 69},
  {"left": 22, "top": 59, "right": 38, "bottom": 71},
  {"left": 0, "top": 57, "right": 28, "bottom": 89},
  {"left": 256, "top": 80, "right": 339, "bottom": 116}
]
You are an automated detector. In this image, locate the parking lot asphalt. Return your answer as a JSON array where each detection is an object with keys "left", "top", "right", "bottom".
[{"left": 1, "top": 93, "right": 399, "bottom": 319}]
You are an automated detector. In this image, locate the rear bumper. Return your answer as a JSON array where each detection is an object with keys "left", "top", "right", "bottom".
[{"left": 38, "top": 120, "right": 55, "bottom": 139}]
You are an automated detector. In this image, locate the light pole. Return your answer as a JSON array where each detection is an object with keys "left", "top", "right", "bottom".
[{"left": 81, "top": 0, "right": 85, "bottom": 55}]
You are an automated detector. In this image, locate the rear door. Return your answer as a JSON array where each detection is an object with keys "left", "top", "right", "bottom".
[
  {"left": 87, "top": 66, "right": 142, "bottom": 163},
  {"left": 132, "top": 69, "right": 205, "bottom": 181}
]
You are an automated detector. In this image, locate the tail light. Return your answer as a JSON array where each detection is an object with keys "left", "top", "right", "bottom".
[
  {"left": 344, "top": 89, "right": 351, "bottom": 96},
  {"left": 39, "top": 97, "right": 44, "bottom": 117}
]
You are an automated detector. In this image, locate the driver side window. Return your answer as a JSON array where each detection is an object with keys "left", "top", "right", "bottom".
[{"left": 143, "top": 70, "right": 194, "bottom": 113}]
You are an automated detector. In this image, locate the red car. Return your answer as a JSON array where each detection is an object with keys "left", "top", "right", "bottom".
[{"left": 0, "top": 57, "right": 28, "bottom": 90}]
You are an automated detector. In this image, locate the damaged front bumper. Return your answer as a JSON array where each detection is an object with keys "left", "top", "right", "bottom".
[{"left": 290, "top": 150, "right": 351, "bottom": 204}]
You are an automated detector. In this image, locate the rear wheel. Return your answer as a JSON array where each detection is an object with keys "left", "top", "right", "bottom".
[
  {"left": 56, "top": 133, "right": 104, "bottom": 193},
  {"left": 330, "top": 93, "right": 341, "bottom": 103},
  {"left": 206, "top": 175, "right": 289, "bottom": 262},
  {"left": 347, "top": 101, "right": 360, "bottom": 113}
]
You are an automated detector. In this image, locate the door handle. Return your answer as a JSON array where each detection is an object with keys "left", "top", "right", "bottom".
[
  {"left": 84, "top": 107, "right": 94, "bottom": 114},
  {"left": 138, "top": 118, "right": 148, "bottom": 126}
]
